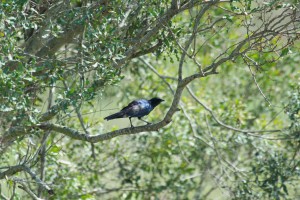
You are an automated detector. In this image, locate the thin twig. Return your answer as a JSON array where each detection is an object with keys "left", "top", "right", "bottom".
[
  {"left": 186, "top": 86, "right": 288, "bottom": 140},
  {"left": 205, "top": 114, "right": 246, "bottom": 177},
  {"left": 9, "top": 182, "right": 16, "bottom": 200},
  {"left": 243, "top": 54, "right": 271, "bottom": 106},
  {"left": 17, "top": 180, "right": 44, "bottom": 200},
  {"left": 38, "top": 84, "right": 55, "bottom": 197}
]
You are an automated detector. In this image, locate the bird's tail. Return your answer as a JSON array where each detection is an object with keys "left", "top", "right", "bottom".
[{"left": 104, "top": 111, "right": 125, "bottom": 120}]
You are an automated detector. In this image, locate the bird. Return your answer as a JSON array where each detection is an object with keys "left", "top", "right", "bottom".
[{"left": 104, "top": 97, "right": 164, "bottom": 127}]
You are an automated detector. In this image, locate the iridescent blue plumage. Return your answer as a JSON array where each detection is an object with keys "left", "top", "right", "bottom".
[{"left": 104, "top": 97, "right": 164, "bottom": 127}]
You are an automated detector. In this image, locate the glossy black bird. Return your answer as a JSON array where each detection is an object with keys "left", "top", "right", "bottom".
[{"left": 104, "top": 97, "right": 164, "bottom": 127}]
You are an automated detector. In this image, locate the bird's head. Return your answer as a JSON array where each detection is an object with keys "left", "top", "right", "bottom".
[{"left": 149, "top": 97, "right": 164, "bottom": 107}]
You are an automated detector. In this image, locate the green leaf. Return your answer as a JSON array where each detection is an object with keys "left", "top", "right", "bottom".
[
  {"left": 50, "top": 145, "right": 61, "bottom": 153},
  {"left": 0, "top": 106, "right": 14, "bottom": 112},
  {"left": 282, "top": 184, "right": 288, "bottom": 195},
  {"left": 280, "top": 48, "right": 289, "bottom": 56}
]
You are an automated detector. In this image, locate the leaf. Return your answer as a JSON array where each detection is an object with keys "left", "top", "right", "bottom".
[
  {"left": 28, "top": 115, "right": 37, "bottom": 123},
  {"left": 42, "top": 33, "right": 49, "bottom": 38},
  {"left": 0, "top": 106, "right": 14, "bottom": 112},
  {"left": 282, "top": 184, "right": 288, "bottom": 195},
  {"left": 23, "top": 77, "right": 33, "bottom": 81},
  {"left": 51, "top": 145, "right": 61, "bottom": 153},
  {"left": 280, "top": 48, "right": 289, "bottom": 56}
]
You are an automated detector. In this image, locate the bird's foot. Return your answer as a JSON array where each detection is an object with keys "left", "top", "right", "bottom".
[{"left": 146, "top": 122, "right": 152, "bottom": 125}]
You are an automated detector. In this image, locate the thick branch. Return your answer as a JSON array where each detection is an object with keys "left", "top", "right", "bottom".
[
  {"left": 1, "top": 126, "right": 30, "bottom": 145},
  {"left": 114, "top": 0, "right": 208, "bottom": 68},
  {"left": 37, "top": 119, "right": 172, "bottom": 143},
  {"left": 23, "top": 2, "right": 70, "bottom": 55},
  {"left": 0, "top": 165, "right": 24, "bottom": 179},
  {"left": 36, "top": 24, "right": 84, "bottom": 57}
]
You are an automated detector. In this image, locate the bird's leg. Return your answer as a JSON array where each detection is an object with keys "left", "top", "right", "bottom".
[
  {"left": 138, "top": 117, "right": 152, "bottom": 125},
  {"left": 129, "top": 117, "right": 134, "bottom": 128}
]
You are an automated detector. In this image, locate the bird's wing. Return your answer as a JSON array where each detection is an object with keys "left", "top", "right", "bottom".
[{"left": 121, "top": 100, "right": 140, "bottom": 111}]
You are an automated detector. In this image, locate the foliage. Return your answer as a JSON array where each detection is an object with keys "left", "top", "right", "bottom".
[{"left": 0, "top": 0, "right": 300, "bottom": 199}]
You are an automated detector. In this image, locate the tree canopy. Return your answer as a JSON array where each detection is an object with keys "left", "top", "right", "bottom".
[{"left": 0, "top": 0, "right": 300, "bottom": 199}]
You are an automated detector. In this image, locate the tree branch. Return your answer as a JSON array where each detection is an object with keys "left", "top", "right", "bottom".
[
  {"left": 178, "top": 1, "right": 214, "bottom": 80},
  {"left": 37, "top": 119, "right": 172, "bottom": 143},
  {"left": 17, "top": 180, "right": 44, "bottom": 200},
  {"left": 0, "top": 165, "right": 54, "bottom": 195},
  {"left": 36, "top": 24, "right": 84, "bottom": 57},
  {"left": 0, "top": 165, "right": 24, "bottom": 180},
  {"left": 186, "top": 86, "right": 289, "bottom": 140},
  {"left": 114, "top": 0, "right": 210, "bottom": 68},
  {"left": 243, "top": 54, "right": 271, "bottom": 106},
  {"left": 23, "top": 2, "right": 70, "bottom": 55}
]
